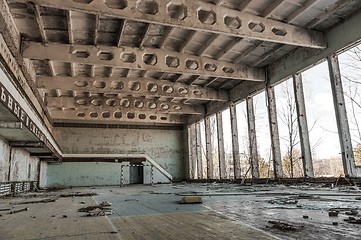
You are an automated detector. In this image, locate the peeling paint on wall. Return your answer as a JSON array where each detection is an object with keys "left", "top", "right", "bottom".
[
  {"left": 0, "top": 137, "right": 10, "bottom": 181},
  {"left": 51, "top": 127, "right": 185, "bottom": 182},
  {"left": 0, "top": 137, "right": 39, "bottom": 182}
]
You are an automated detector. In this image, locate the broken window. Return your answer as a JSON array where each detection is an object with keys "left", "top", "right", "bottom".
[{"left": 302, "top": 61, "right": 343, "bottom": 176}]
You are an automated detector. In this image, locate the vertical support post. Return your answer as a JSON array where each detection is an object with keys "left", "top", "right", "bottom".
[
  {"left": 151, "top": 165, "right": 154, "bottom": 186},
  {"left": 230, "top": 105, "right": 242, "bottom": 179},
  {"left": 188, "top": 125, "right": 197, "bottom": 179},
  {"left": 293, "top": 73, "right": 314, "bottom": 177},
  {"left": 327, "top": 55, "right": 357, "bottom": 177},
  {"left": 247, "top": 97, "right": 259, "bottom": 178},
  {"left": 120, "top": 165, "right": 124, "bottom": 187},
  {"left": 266, "top": 85, "right": 283, "bottom": 179},
  {"left": 216, "top": 112, "right": 226, "bottom": 179},
  {"left": 205, "top": 116, "right": 214, "bottom": 179},
  {"left": 195, "top": 122, "right": 203, "bottom": 179}
]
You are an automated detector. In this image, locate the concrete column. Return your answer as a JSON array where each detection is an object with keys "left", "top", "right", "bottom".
[
  {"left": 195, "top": 122, "right": 203, "bottom": 179},
  {"left": 246, "top": 97, "right": 259, "bottom": 178},
  {"left": 230, "top": 105, "right": 242, "bottom": 179},
  {"left": 266, "top": 86, "right": 283, "bottom": 179},
  {"left": 293, "top": 73, "right": 314, "bottom": 177},
  {"left": 205, "top": 116, "right": 214, "bottom": 179},
  {"left": 216, "top": 112, "right": 227, "bottom": 179},
  {"left": 327, "top": 55, "right": 357, "bottom": 177},
  {"left": 188, "top": 125, "right": 197, "bottom": 179}
]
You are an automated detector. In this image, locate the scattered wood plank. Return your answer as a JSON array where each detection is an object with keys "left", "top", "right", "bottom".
[
  {"left": 11, "top": 198, "right": 56, "bottom": 205},
  {"left": 59, "top": 192, "right": 97, "bottom": 198},
  {"left": 9, "top": 208, "right": 28, "bottom": 214}
]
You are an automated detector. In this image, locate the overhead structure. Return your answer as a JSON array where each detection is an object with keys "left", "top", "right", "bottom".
[
  {"left": 2, "top": 0, "right": 358, "bottom": 126},
  {"left": 1, "top": 0, "right": 361, "bottom": 181}
]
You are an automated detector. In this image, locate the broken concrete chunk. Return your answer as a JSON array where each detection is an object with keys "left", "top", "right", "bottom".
[
  {"left": 100, "top": 201, "right": 112, "bottom": 207},
  {"left": 179, "top": 196, "right": 202, "bottom": 204},
  {"left": 344, "top": 217, "right": 361, "bottom": 224},
  {"left": 267, "top": 220, "right": 303, "bottom": 231},
  {"left": 328, "top": 211, "right": 339, "bottom": 217},
  {"left": 78, "top": 205, "right": 114, "bottom": 217},
  {"left": 345, "top": 210, "right": 358, "bottom": 216}
]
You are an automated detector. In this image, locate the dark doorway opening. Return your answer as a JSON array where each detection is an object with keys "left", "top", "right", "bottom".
[{"left": 129, "top": 165, "right": 144, "bottom": 184}]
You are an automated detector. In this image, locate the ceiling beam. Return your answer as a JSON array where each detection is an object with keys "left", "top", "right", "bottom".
[
  {"left": 9, "top": 141, "right": 45, "bottom": 148},
  {"left": 238, "top": 0, "right": 253, "bottom": 12},
  {"left": 36, "top": 76, "right": 229, "bottom": 102},
  {"left": 31, "top": 3, "right": 48, "bottom": 43},
  {"left": 50, "top": 109, "right": 187, "bottom": 125},
  {"left": 139, "top": 23, "right": 151, "bottom": 48},
  {"left": 0, "top": 121, "right": 23, "bottom": 129},
  {"left": 268, "top": 9, "right": 361, "bottom": 86},
  {"left": 261, "top": 0, "right": 284, "bottom": 18},
  {"left": 46, "top": 96, "right": 205, "bottom": 115},
  {"left": 22, "top": 42, "right": 266, "bottom": 81},
  {"left": 94, "top": 15, "right": 100, "bottom": 45},
  {"left": 305, "top": 0, "right": 352, "bottom": 29},
  {"left": 116, "top": 19, "right": 126, "bottom": 47},
  {"left": 30, "top": 152, "right": 54, "bottom": 157},
  {"left": 14, "top": 0, "right": 326, "bottom": 48},
  {"left": 285, "top": 0, "right": 318, "bottom": 23}
]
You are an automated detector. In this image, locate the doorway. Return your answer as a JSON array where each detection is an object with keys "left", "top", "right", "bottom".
[{"left": 129, "top": 165, "right": 144, "bottom": 184}]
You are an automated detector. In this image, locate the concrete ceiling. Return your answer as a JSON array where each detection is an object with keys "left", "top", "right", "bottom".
[{"left": 3, "top": 0, "right": 361, "bottom": 126}]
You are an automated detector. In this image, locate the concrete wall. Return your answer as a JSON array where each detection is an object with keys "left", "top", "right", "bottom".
[
  {"left": 0, "top": 137, "right": 10, "bottom": 181},
  {"left": 39, "top": 161, "right": 47, "bottom": 188},
  {"left": 0, "top": 137, "right": 40, "bottom": 182},
  {"left": 47, "top": 127, "right": 185, "bottom": 187},
  {"left": 45, "top": 161, "right": 171, "bottom": 187}
]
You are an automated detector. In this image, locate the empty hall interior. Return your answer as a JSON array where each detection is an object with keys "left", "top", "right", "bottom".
[{"left": 1, "top": 0, "right": 361, "bottom": 239}]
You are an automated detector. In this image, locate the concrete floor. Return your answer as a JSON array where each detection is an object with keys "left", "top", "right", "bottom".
[{"left": 0, "top": 183, "right": 360, "bottom": 239}]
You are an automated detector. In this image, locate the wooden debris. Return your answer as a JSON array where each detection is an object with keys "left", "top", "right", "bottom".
[
  {"left": 268, "top": 198, "right": 298, "bottom": 204},
  {"left": 329, "top": 211, "right": 339, "bottom": 217},
  {"left": 59, "top": 192, "right": 97, "bottom": 198},
  {"left": 12, "top": 198, "right": 56, "bottom": 205},
  {"left": 179, "top": 196, "right": 202, "bottom": 204},
  {"left": 267, "top": 220, "right": 300, "bottom": 231},
  {"left": 344, "top": 217, "right": 361, "bottom": 224},
  {"left": 345, "top": 210, "right": 358, "bottom": 216},
  {"left": 9, "top": 208, "right": 28, "bottom": 214},
  {"left": 100, "top": 201, "right": 112, "bottom": 207},
  {"left": 78, "top": 205, "right": 114, "bottom": 217}
]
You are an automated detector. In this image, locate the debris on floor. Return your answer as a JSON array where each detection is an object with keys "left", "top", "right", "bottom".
[
  {"left": 100, "top": 201, "right": 112, "bottom": 207},
  {"left": 345, "top": 210, "right": 358, "bottom": 216},
  {"left": 268, "top": 198, "right": 298, "bottom": 205},
  {"left": 59, "top": 192, "right": 97, "bottom": 198},
  {"left": 78, "top": 205, "right": 114, "bottom": 217},
  {"left": 344, "top": 217, "right": 361, "bottom": 224},
  {"left": 329, "top": 211, "right": 339, "bottom": 217},
  {"left": 267, "top": 220, "right": 303, "bottom": 231},
  {"left": 0, "top": 208, "right": 10, "bottom": 211},
  {"left": 179, "top": 196, "right": 202, "bottom": 204},
  {"left": 9, "top": 207, "right": 28, "bottom": 214},
  {"left": 11, "top": 198, "right": 56, "bottom": 205}
]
